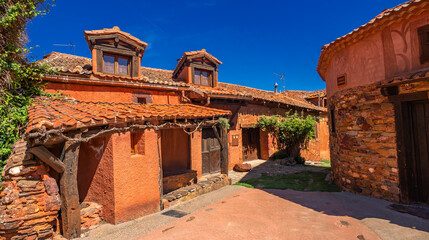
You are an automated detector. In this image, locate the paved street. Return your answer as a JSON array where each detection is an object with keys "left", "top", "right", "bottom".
[{"left": 83, "top": 185, "right": 429, "bottom": 240}]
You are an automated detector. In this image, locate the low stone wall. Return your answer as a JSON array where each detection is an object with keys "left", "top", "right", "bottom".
[
  {"left": 329, "top": 83, "right": 400, "bottom": 202},
  {"left": 163, "top": 170, "right": 197, "bottom": 193},
  {"left": 162, "top": 174, "right": 230, "bottom": 209},
  {"left": 80, "top": 202, "right": 102, "bottom": 231},
  {"left": 0, "top": 140, "right": 61, "bottom": 239}
]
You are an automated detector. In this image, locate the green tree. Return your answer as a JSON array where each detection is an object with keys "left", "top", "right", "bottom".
[
  {"left": 257, "top": 112, "right": 317, "bottom": 163},
  {"left": 0, "top": 0, "right": 54, "bottom": 182}
]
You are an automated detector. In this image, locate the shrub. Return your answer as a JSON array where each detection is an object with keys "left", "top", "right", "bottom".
[{"left": 257, "top": 112, "right": 317, "bottom": 162}]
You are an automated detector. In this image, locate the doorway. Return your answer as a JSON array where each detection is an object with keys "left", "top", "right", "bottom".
[
  {"left": 404, "top": 100, "right": 429, "bottom": 204},
  {"left": 242, "top": 128, "right": 260, "bottom": 161},
  {"left": 202, "top": 128, "right": 221, "bottom": 175}
]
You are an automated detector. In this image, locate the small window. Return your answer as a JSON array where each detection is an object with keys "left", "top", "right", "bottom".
[
  {"left": 131, "top": 132, "right": 145, "bottom": 155},
  {"left": 418, "top": 24, "right": 429, "bottom": 64},
  {"left": 137, "top": 97, "right": 146, "bottom": 104},
  {"left": 337, "top": 75, "right": 346, "bottom": 87},
  {"left": 103, "top": 54, "right": 129, "bottom": 75},
  {"left": 194, "top": 69, "right": 212, "bottom": 86}
]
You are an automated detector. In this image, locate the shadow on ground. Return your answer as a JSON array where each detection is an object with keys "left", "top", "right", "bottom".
[{"left": 232, "top": 159, "right": 429, "bottom": 238}]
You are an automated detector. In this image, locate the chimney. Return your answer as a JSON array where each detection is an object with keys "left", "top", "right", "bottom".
[{"left": 274, "top": 82, "right": 278, "bottom": 94}]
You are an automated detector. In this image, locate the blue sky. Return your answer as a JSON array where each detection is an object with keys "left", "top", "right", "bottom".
[{"left": 26, "top": 0, "right": 405, "bottom": 92}]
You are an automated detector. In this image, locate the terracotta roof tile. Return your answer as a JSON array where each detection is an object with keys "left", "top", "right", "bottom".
[
  {"left": 189, "top": 84, "right": 252, "bottom": 98},
  {"left": 183, "top": 49, "right": 222, "bottom": 64},
  {"left": 84, "top": 26, "right": 147, "bottom": 47},
  {"left": 219, "top": 83, "right": 326, "bottom": 111},
  {"left": 37, "top": 52, "right": 188, "bottom": 87},
  {"left": 26, "top": 97, "right": 231, "bottom": 134}
]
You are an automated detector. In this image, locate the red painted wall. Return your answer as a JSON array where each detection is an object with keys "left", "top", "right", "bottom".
[
  {"left": 45, "top": 82, "right": 180, "bottom": 104},
  {"left": 324, "top": 11, "right": 429, "bottom": 97},
  {"left": 76, "top": 130, "right": 161, "bottom": 224},
  {"left": 190, "top": 131, "right": 203, "bottom": 177}
]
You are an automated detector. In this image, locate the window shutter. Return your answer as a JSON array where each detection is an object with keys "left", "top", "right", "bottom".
[
  {"left": 418, "top": 25, "right": 429, "bottom": 64},
  {"left": 132, "top": 56, "right": 139, "bottom": 77}
]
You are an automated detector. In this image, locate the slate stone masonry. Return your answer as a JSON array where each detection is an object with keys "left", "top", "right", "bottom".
[{"left": 328, "top": 83, "right": 400, "bottom": 202}]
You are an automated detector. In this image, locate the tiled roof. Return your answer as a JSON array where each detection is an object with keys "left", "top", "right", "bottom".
[
  {"left": 219, "top": 83, "right": 326, "bottom": 111},
  {"left": 317, "top": 0, "right": 429, "bottom": 78},
  {"left": 26, "top": 97, "right": 231, "bottom": 134},
  {"left": 380, "top": 68, "right": 429, "bottom": 86},
  {"left": 304, "top": 89, "right": 327, "bottom": 99},
  {"left": 183, "top": 49, "right": 222, "bottom": 64},
  {"left": 84, "top": 26, "right": 147, "bottom": 47},
  {"left": 37, "top": 52, "right": 188, "bottom": 87},
  {"left": 38, "top": 52, "right": 93, "bottom": 75},
  {"left": 189, "top": 84, "right": 252, "bottom": 98}
]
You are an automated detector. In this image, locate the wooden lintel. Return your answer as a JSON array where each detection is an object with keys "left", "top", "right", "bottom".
[
  {"left": 60, "top": 133, "right": 82, "bottom": 239},
  {"left": 30, "top": 146, "right": 65, "bottom": 173}
]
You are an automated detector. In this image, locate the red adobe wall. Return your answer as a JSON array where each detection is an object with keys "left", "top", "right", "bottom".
[
  {"left": 77, "top": 130, "right": 160, "bottom": 224},
  {"left": 211, "top": 102, "right": 328, "bottom": 168},
  {"left": 324, "top": 11, "right": 429, "bottom": 97},
  {"left": 44, "top": 82, "right": 180, "bottom": 104},
  {"left": 112, "top": 130, "right": 160, "bottom": 223},
  {"left": 190, "top": 131, "right": 203, "bottom": 177},
  {"left": 78, "top": 136, "right": 115, "bottom": 222}
]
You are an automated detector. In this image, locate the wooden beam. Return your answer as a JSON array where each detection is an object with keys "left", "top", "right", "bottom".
[
  {"left": 30, "top": 146, "right": 65, "bottom": 173},
  {"left": 60, "top": 133, "right": 82, "bottom": 239}
]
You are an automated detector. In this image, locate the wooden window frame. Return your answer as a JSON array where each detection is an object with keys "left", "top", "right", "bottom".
[
  {"left": 193, "top": 68, "right": 213, "bottom": 87},
  {"left": 418, "top": 24, "right": 429, "bottom": 64},
  {"left": 131, "top": 132, "right": 145, "bottom": 155},
  {"left": 103, "top": 53, "right": 131, "bottom": 76}
]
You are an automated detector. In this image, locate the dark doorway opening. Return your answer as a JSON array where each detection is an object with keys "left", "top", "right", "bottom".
[
  {"left": 242, "top": 128, "right": 260, "bottom": 161},
  {"left": 404, "top": 100, "right": 429, "bottom": 204},
  {"left": 202, "top": 128, "right": 221, "bottom": 175}
]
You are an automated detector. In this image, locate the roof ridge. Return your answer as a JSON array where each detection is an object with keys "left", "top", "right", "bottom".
[
  {"left": 141, "top": 66, "right": 173, "bottom": 72},
  {"left": 219, "top": 82, "right": 276, "bottom": 93}
]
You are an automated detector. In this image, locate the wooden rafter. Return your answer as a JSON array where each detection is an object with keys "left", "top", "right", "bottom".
[{"left": 30, "top": 146, "right": 65, "bottom": 173}]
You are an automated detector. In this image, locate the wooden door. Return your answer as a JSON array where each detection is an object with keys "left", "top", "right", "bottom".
[
  {"left": 161, "top": 129, "right": 190, "bottom": 176},
  {"left": 407, "top": 100, "right": 429, "bottom": 204},
  {"left": 202, "top": 128, "right": 221, "bottom": 175},
  {"left": 242, "top": 128, "right": 260, "bottom": 161}
]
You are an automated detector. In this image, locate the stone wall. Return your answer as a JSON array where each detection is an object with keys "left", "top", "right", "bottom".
[
  {"left": 329, "top": 83, "right": 400, "bottom": 202},
  {"left": 163, "top": 170, "right": 197, "bottom": 193},
  {"left": 0, "top": 140, "right": 61, "bottom": 239}
]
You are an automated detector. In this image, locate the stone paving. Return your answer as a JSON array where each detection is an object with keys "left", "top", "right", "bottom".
[{"left": 228, "top": 159, "right": 328, "bottom": 184}]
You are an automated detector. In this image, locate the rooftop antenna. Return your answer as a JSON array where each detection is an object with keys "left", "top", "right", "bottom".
[
  {"left": 273, "top": 72, "right": 285, "bottom": 92},
  {"left": 53, "top": 43, "right": 76, "bottom": 55}
]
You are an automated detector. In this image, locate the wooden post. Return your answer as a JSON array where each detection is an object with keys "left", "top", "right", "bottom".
[
  {"left": 220, "top": 127, "right": 229, "bottom": 175},
  {"left": 60, "top": 134, "right": 82, "bottom": 239}
]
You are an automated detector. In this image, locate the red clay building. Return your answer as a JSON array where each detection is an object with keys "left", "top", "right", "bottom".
[
  {"left": 0, "top": 26, "right": 328, "bottom": 239},
  {"left": 318, "top": 0, "right": 429, "bottom": 203}
]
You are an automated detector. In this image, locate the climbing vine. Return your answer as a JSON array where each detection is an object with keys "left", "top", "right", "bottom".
[
  {"left": 0, "top": 0, "right": 54, "bottom": 182},
  {"left": 257, "top": 112, "right": 317, "bottom": 163}
]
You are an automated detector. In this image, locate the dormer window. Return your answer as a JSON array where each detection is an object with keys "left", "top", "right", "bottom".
[
  {"left": 84, "top": 27, "right": 147, "bottom": 78},
  {"left": 194, "top": 69, "right": 212, "bottom": 86},
  {"left": 103, "top": 54, "right": 130, "bottom": 75}
]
